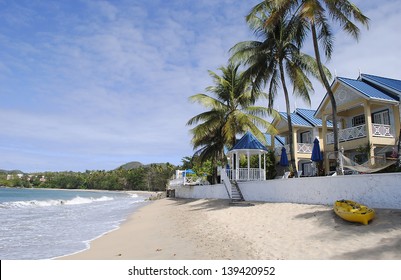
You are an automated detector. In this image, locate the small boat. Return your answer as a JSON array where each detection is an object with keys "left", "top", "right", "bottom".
[{"left": 334, "top": 199, "right": 375, "bottom": 225}]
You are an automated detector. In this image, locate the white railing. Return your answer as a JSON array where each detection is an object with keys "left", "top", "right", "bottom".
[
  {"left": 274, "top": 143, "right": 312, "bottom": 155},
  {"left": 220, "top": 168, "right": 232, "bottom": 198},
  {"left": 168, "top": 175, "right": 209, "bottom": 187},
  {"left": 326, "top": 124, "right": 366, "bottom": 144},
  {"left": 327, "top": 123, "right": 394, "bottom": 144},
  {"left": 372, "top": 124, "right": 393, "bottom": 137},
  {"left": 274, "top": 144, "right": 290, "bottom": 156},
  {"left": 224, "top": 168, "right": 265, "bottom": 181},
  {"left": 297, "top": 143, "right": 313, "bottom": 154}
]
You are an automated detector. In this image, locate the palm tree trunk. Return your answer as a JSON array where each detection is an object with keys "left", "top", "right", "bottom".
[
  {"left": 279, "top": 61, "right": 298, "bottom": 176},
  {"left": 311, "top": 22, "right": 342, "bottom": 175}
]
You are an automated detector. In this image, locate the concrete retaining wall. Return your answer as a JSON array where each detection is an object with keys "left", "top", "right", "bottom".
[
  {"left": 173, "top": 173, "right": 401, "bottom": 209},
  {"left": 174, "top": 183, "right": 229, "bottom": 200}
]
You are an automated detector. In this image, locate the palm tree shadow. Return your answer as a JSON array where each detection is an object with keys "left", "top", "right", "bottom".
[
  {"left": 167, "top": 198, "right": 231, "bottom": 211},
  {"left": 167, "top": 198, "right": 255, "bottom": 211},
  {"left": 294, "top": 207, "right": 401, "bottom": 259}
]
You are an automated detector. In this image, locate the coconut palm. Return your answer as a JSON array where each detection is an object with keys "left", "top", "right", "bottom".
[
  {"left": 187, "top": 63, "right": 276, "bottom": 183},
  {"left": 249, "top": 0, "right": 369, "bottom": 173},
  {"left": 230, "top": 5, "right": 328, "bottom": 176}
]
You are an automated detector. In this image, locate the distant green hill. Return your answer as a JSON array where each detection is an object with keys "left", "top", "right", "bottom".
[
  {"left": 0, "top": 169, "right": 24, "bottom": 174},
  {"left": 117, "top": 161, "right": 173, "bottom": 170},
  {"left": 118, "top": 161, "right": 144, "bottom": 170}
]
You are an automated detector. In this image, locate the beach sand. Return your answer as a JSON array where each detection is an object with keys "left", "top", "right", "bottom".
[{"left": 59, "top": 198, "right": 401, "bottom": 260}]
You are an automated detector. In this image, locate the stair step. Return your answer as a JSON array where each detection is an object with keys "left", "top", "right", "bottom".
[{"left": 230, "top": 180, "right": 245, "bottom": 202}]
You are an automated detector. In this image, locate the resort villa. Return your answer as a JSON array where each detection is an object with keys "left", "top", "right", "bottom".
[
  {"left": 270, "top": 108, "right": 333, "bottom": 177},
  {"left": 315, "top": 74, "right": 401, "bottom": 174},
  {"left": 171, "top": 73, "right": 401, "bottom": 209}
]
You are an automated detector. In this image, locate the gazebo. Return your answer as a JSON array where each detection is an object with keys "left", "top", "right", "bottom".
[{"left": 226, "top": 132, "right": 268, "bottom": 181}]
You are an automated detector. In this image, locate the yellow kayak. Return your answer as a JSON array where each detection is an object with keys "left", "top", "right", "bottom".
[{"left": 334, "top": 199, "right": 375, "bottom": 225}]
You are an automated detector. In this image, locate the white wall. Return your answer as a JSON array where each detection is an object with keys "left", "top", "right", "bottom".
[
  {"left": 174, "top": 183, "right": 229, "bottom": 200},
  {"left": 174, "top": 173, "right": 401, "bottom": 209}
]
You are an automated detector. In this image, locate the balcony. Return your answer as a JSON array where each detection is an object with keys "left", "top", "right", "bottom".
[
  {"left": 297, "top": 143, "right": 313, "bottom": 153},
  {"left": 326, "top": 124, "right": 393, "bottom": 144},
  {"left": 274, "top": 143, "right": 313, "bottom": 155}
]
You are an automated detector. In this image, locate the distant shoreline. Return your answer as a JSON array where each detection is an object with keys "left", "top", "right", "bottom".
[{"left": 0, "top": 186, "right": 162, "bottom": 197}]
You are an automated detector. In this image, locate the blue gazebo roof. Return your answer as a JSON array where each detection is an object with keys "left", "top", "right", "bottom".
[{"left": 229, "top": 132, "right": 268, "bottom": 152}]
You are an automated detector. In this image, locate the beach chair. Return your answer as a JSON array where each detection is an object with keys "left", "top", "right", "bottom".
[{"left": 282, "top": 172, "right": 290, "bottom": 179}]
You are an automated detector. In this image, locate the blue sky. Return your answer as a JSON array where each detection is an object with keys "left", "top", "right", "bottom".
[{"left": 1, "top": 0, "right": 401, "bottom": 172}]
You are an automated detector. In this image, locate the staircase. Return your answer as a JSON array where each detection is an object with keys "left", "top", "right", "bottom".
[{"left": 230, "top": 180, "right": 244, "bottom": 202}]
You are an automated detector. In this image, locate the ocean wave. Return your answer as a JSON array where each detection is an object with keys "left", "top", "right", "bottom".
[{"left": 0, "top": 196, "right": 114, "bottom": 209}]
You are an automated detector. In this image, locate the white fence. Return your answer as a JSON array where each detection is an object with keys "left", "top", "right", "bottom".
[{"left": 224, "top": 168, "right": 265, "bottom": 181}]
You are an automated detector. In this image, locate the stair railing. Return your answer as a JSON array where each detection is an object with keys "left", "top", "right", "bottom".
[{"left": 220, "top": 168, "right": 232, "bottom": 199}]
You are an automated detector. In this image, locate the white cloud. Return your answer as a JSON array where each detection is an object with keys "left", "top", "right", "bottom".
[{"left": 1, "top": 0, "right": 400, "bottom": 172}]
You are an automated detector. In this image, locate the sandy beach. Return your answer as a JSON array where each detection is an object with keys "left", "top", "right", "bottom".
[{"left": 59, "top": 198, "right": 401, "bottom": 260}]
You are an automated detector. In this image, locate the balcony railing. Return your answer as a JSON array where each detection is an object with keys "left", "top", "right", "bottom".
[
  {"left": 297, "top": 143, "right": 313, "bottom": 153},
  {"left": 326, "top": 123, "right": 393, "bottom": 144},
  {"left": 274, "top": 143, "right": 313, "bottom": 155},
  {"left": 372, "top": 124, "right": 393, "bottom": 137},
  {"left": 274, "top": 144, "right": 289, "bottom": 155}
]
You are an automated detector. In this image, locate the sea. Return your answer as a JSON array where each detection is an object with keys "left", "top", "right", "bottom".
[{"left": 0, "top": 187, "right": 149, "bottom": 260}]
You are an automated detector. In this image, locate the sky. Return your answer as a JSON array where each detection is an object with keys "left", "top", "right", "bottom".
[{"left": 1, "top": 0, "right": 401, "bottom": 173}]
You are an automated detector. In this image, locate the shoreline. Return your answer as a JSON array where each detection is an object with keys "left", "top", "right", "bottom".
[
  {"left": 53, "top": 201, "right": 153, "bottom": 260},
  {"left": 0, "top": 187, "right": 158, "bottom": 260},
  {"left": 0, "top": 186, "right": 162, "bottom": 197},
  {"left": 58, "top": 198, "right": 401, "bottom": 260}
]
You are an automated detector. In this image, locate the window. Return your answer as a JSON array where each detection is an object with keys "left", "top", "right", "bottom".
[
  {"left": 302, "top": 162, "right": 313, "bottom": 176},
  {"left": 372, "top": 110, "right": 390, "bottom": 125},
  {"left": 300, "top": 131, "right": 312, "bottom": 143},
  {"left": 352, "top": 114, "right": 365, "bottom": 126}
]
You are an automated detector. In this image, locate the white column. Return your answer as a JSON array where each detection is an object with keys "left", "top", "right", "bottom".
[
  {"left": 258, "top": 153, "right": 262, "bottom": 180},
  {"left": 236, "top": 151, "right": 240, "bottom": 180},
  {"left": 247, "top": 151, "right": 250, "bottom": 180},
  {"left": 364, "top": 100, "right": 375, "bottom": 165},
  {"left": 264, "top": 153, "right": 266, "bottom": 180}
]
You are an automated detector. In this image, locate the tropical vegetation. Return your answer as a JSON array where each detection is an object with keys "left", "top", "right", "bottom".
[
  {"left": 0, "top": 163, "right": 177, "bottom": 191},
  {"left": 230, "top": 2, "right": 329, "bottom": 175},
  {"left": 186, "top": 0, "right": 369, "bottom": 178},
  {"left": 187, "top": 63, "right": 276, "bottom": 183},
  {"left": 249, "top": 0, "right": 369, "bottom": 173}
]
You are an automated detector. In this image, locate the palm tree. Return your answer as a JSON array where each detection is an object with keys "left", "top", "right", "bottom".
[
  {"left": 250, "top": 0, "right": 369, "bottom": 173},
  {"left": 187, "top": 63, "right": 275, "bottom": 183},
  {"left": 230, "top": 5, "right": 327, "bottom": 176}
]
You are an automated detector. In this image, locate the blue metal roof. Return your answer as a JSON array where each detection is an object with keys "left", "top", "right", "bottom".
[
  {"left": 279, "top": 112, "right": 313, "bottom": 127},
  {"left": 230, "top": 131, "right": 268, "bottom": 151},
  {"left": 265, "top": 134, "right": 285, "bottom": 146},
  {"left": 338, "top": 77, "right": 398, "bottom": 102},
  {"left": 361, "top": 74, "right": 401, "bottom": 94},
  {"left": 296, "top": 108, "right": 333, "bottom": 128}
]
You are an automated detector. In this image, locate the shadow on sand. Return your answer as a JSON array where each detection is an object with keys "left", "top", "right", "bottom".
[
  {"left": 166, "top": 197, "right": 255, "bottom": 212},
  {"left": 294, "top": 206, "right": 401, "bottom": 259}
]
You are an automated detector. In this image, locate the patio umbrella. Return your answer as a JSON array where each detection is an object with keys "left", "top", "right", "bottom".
[
  {"left": 182, "top": 169, "right": 195, "bottom": 176},
  {"left": 279, "top": 147, "right": 289, "bottom": 166},
  {"left": 311, "top": 138, "right": 323, "bottom": 162}
]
